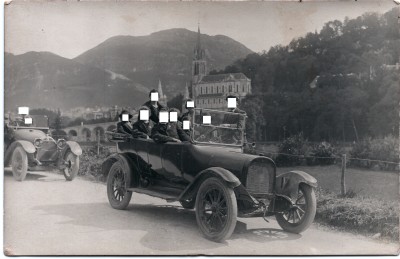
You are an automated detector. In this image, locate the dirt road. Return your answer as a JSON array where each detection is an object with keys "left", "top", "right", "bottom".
[{"left": 3, "top": 170, "right": 399, "bottom": 255}]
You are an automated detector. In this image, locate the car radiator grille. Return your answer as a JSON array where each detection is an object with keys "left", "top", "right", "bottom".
[{"left": 246, "top": 161, "right": 274, "bottom": 195}]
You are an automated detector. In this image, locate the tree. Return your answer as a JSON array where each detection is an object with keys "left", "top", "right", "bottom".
[{"left": 167, "top": 93, "right": 184, "bottom": 110}]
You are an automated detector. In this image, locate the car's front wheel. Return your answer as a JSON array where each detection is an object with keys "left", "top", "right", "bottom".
[
  {"left": 107, "top": 161, "right": 132, "bottom": 210},
  {"left": 275, "top": 184, "right": 316, "bottom": 233},
  {"left": 11, "top": 146, "right": 28, "bottom": 181},
  {"left": 62, "top": 151, "right": 79, "bottom": 181},
  {"left": 195, "top": 177, "right": 237, "bottom": 242}
]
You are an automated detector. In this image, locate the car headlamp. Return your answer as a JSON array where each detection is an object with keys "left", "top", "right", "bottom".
[
  {"left": 57, "top": 139, "right": 67, "bottom": 149},
  {"left": 34, "top": 138, "right": 43, "bottom": 148}
]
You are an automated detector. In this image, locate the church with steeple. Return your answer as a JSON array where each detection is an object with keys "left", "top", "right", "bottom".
[{"left": 190, "top": 26, "right": 252, "bottom": 110}]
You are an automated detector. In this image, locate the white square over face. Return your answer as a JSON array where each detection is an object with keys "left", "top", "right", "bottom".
[
  {"left": 24, "top": 117, "right": 32, "bottom": 125},
  {"left": 227, "top": 98, "right": 237, "bottom": 108},
  {"left": 18, "top": 107, "right": 29, "bottom": 115},
  {"left": 186, "top": 100, "right": 194, "bottom": 108},
  {"left": 159, "top": 111, "right": 169, "bottom": 123},
  {"left": 140, "top": 110, "right": 149, "bottom": 121},
  {"left": 169, "top": 112, "right": 178, "bottom": 122},
  {"left": 203, "top": 115, "right": 211, "bottom": 124},
  {"left": 151, "top": 92, "right": 159, "bottom": 101},
  {"left": 122, "top": 114, "right": 129, "bottom": 122},
  {"left": 183, "top": 120, "right": 190, "bottom": 130}
]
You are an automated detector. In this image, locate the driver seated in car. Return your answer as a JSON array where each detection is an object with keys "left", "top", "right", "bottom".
[
  {"left": 167, "top": 108, "right": 191, "bottom": 142},
  {"left": 116, "top": 110, "right": 134, "bottom": 135},
  {"left": 151, "top": 108, "right": 182, "bottom": 144}
]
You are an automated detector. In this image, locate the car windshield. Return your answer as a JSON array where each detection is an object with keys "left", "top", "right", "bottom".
[
  {"left": 7, "top": 114, "right": 49, "bottom": 128},
  {"left": 192, "top": 108, "right": 246, "bottom": 146}
]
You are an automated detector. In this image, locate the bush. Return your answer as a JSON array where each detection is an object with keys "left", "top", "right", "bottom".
[
  {"left": 350, "top": 135, "right": 399, "bottom": 170},
  {"left": 316, "top": 188, "right": 399, "bottom": 241},
  {"left": 307, "top": 142, "right": 337, "bottom": 166},
  {"left": 78, "top": 146, "right": 113, "bottom": 181},
  {"left": 276, "top": 133, "right": 309, "bottom": 166}
]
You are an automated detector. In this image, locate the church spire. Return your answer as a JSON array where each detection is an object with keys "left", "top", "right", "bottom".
[
  {"left": 195, "top": 24, "right": 204, "bottom": 60},
  {"left": 158, "top": 79, "right": 163, "bottom": 97}
]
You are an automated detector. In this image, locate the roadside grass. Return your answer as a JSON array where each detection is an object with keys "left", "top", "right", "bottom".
[{"left": 315, "top": 187, "right": 399, "bottom": 241}]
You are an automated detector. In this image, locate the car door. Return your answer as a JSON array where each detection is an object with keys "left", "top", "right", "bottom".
[{"left": 161, "top": 142, "right": 184, "bottom": 180}]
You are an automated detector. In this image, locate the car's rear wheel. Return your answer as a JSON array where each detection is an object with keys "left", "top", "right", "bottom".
[
  {"left": 275, "top": 184, "right": 316, "bottom": 233},
  {"left": 11, "top": 146, "right": 28, "bottom": 181},
  {"left": 195, "top": 177, "right": 237, "bottom": 242},
  {"left": 107, "top": 161, "right": 132, "bottom": 210},
  {"left": 62, "top": 150, "right": 79, "bottom": 181}
]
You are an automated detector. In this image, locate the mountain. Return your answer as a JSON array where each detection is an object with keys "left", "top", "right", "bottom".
[
  {"left": 5, "top": 29, "right": 253, "bottom": 111},
  {"left": 74, "top": 28, "right": 253, "bottom": 96},
  {"left": 4, "top": 51, "right": 149, "bottom": 110}
]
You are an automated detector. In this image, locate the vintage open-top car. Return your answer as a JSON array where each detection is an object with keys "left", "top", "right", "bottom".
[
  {"left": 102, "top": 108, "right": 317, "bottom": 242},
  {"left": 4, "top": 114, "right": 82, "bottom": 181}
]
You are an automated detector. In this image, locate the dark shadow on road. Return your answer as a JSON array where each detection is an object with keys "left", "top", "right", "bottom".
[
  {"left": 31, "top": 202, "right": 300, "bottom": 252},
  {"left": 4, "top": 169, "right": 48, "bottom": 181},
  {"left": 32, "top": 202, "right": 224, "bottom": 251},
  {"left": 232, "top": 221, "right": 301, "bottom": 242}
]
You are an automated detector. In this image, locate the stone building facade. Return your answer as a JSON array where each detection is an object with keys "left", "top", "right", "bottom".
[{"left": 191, "top": 27, "right": 252, "bottom": 110}]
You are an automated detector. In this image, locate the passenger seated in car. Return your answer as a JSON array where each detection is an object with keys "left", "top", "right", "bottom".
[
  {"left": 142, "top": 89, "right": 166, "bottom": 123},
  {"left": 167, "top": 108, "right": 191, "bottom": 142},
  {"left": 116, "top": 110, "right": 134, "bottom": 135},
  {"left": 132, "top": 106, "right": 151, "bottom": 139},
  {"left": 179, "top": 114, "right": 192, "bottom": 142},
  {"left": 179, "top": 98, "right": 195, "bottom": 123},
  {"left": 151, "top": 108, "right": 182, "bottom": 143}
]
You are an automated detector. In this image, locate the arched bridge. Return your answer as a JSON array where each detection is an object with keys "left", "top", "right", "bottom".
[{"left": 62, "top": 121, "right": 118, "bottom": 142}]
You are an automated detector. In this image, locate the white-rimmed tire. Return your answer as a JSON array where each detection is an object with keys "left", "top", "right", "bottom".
[{"left": 11, "top": 146, "right": 28, "bottom": 181}]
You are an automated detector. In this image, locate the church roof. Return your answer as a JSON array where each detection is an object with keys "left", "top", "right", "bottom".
[{"left": 198, "top": 73, "right": 249, "bottom": 83}]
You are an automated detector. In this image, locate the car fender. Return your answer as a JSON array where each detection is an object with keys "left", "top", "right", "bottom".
[
  {"left": 101, "top": 153, "right": 139, "bottom": 187},
  {"left": 65, "top": 141, "right": 82, "bottom": 156},
  {"left": 179, "top": 167, "right": 241, "bottom": 201},
  {"left": 275, "top": 171, "right": 317, "bottom": 201},
  {"left": 4, "top": 141, "right": 36, "bottom": 166}
]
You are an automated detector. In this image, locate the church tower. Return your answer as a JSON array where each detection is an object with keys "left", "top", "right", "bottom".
[
  {"left": 192, "top": 25, "right": 207, "bottom": 84},
  {"left": 158, "top": 79, "right": 167, "bottom": 106}
]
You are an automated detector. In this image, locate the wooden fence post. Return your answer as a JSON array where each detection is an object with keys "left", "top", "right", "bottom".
[
  {"left": 97, "top": 130, "right": 100, "bottom": 155},
  {"left": 341, "top": 154, "right": 347, "bottom": 196}
]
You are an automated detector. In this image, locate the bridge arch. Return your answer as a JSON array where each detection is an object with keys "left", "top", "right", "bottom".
[
  {"left": 68, "top": 129, "right": 78, "bottom": 137},
  {"left": 81, "top": 128, "right": 92, "bottom": 142}
]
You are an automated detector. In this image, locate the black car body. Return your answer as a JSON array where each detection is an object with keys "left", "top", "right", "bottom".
[
  {"left": 4, "top": 114, "right": 82, "bottom": 181},
  {"left": 103, "top": 108, "right": 317, "bottom": 241}
]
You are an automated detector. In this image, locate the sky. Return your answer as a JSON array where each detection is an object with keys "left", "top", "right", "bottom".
[{"left": 4, "top": 1, "right": 397, "bottom": 59}]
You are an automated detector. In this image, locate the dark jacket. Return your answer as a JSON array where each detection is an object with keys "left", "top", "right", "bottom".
[
  {"left": 168, "top": 122, "right": 191, "bottom": 142},
  {"left": 132, "top": 120, "right": 151, "bottom": 139},
  {"left": 151, "top": 123, "right": 177, "bottom": 143},
  {"left": 117, "top": 121, "right": 134, "bottom": 135},
  {"left": 143, "top": 101, "right": 166, "bottom": 123},
  {"left": 179, "top": 111, "right": 194, "bottom": 139}
]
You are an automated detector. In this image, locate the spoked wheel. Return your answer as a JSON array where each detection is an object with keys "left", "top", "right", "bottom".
[
  {"left": 11, "top": 146, "right": 28, "bottom": 181},
  {"left": 195, "top": 177, "right": 237, "bottom": 242},
  {"left": 62, "top": 151, "right": 79, "bottom": 181},
  {"left": 107, "top": 161, "right": 132, "bottom": 210},
  {"left": 275, "top": 184, "right": 316, "bottom": 233}
]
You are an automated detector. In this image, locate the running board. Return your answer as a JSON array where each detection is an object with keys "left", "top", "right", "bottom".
[{"left": 127, "top": 188, "right": 180, "bottom": 202}]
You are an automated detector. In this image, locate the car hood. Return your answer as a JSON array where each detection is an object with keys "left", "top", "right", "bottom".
[
  {"left": 13, "top": 129, "right": 47, "bottom": 143},
  {"left": 185, "top": 144, "right": 262, "bottom": 183}
]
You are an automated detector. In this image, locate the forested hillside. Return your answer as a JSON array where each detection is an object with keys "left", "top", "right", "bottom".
[{"left": 212, "top": 8, "right": 399, "bottom": 142}]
